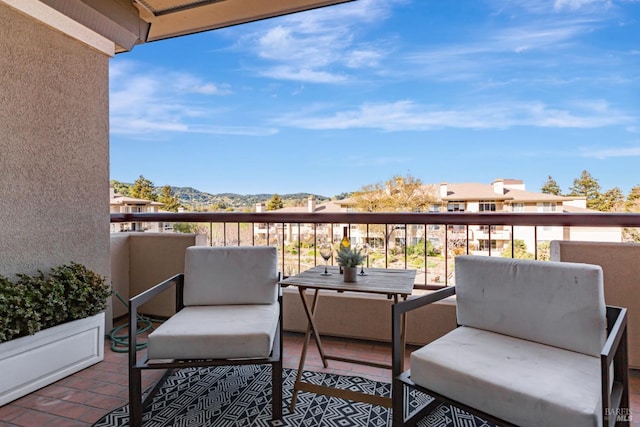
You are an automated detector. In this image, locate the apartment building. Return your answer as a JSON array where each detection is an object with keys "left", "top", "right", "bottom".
[
  {"left": 109, "top": 186, "right": 167, "bottom": 233},
  {"left": 265, "top": 179, "right": 622, "bottom": 257},
  {"left": 254, "top": 197, "right": 355, "bottom": 244},
  {"left": 433, "top": 178, "right": 621, "bottom": 256}
]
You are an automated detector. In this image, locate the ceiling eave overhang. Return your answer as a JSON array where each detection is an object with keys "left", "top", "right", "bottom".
[
  {"left": 38, "top": 0, "right": 355, "bottom": 53},
  {"left": 134, "top": 0, "right": 356, "bottom": 50},
  {"left": 40, "top": 0, "right": 150, "bottom": 52}
]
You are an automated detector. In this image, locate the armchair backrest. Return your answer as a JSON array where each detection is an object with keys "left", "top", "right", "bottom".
[
  {"left": 455, "top": 256, "right": 606, "bottom": 357},
  {"left": 183, "top": 246, "right": 278, "bottom": 306}
]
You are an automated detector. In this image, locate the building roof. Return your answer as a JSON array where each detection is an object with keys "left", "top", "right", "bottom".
[
  {"left": 110, "top": 195, "right": 163, "bottom": 206},
  {"left": 436, "top": 181, "right": 580, "bottom": 203},
  {"left": 561, "top": 204, "right": 597, "bottom": 213},
  {"left": 439, "top": 183, "right": 513, "bottom": 201},
  {"left": 273, "top": 200, "right": 346, "bottom": 213}
]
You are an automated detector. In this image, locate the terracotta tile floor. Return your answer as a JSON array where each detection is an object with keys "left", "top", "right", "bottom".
[{"left": 0, "top": 331, "right": 638, "bottom": 426}]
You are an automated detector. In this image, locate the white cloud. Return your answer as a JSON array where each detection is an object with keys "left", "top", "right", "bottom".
[
  {"left": 492, "top": 19, "right": 594, "bottom": 51},
  {"left": 258, "top": 66, "right": 348, "bottom": 84},
  {"left": 225, "top": 0, "right": 402, "bottom": 84},
  {"left": 554, "top": 0, "right": 612, "bottom": 11},
  {"left": 173, "top": 74, "right": 233, "bottom": 95},
  {"left": 345, "top": 48, "right": 384, "bottom": 68},
  {"left": 109, "top": 61, "right": 276, "bottom": 137},
  {"left": 274, "top": 99, "right": 633, "bottom": 131},
  {"left": 581, "top": 145, "right": 640, "bottom": 158},
  {"left": 492, "top": 0, "right": 612, "bottom": 14}
]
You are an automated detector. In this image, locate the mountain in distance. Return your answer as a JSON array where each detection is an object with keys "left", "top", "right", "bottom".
[
  {"left": 171, "top": 186, "right": 332, "bottom": 209},
  {"left": 111, "top": 180, "right": 335, "bottom": 210}
]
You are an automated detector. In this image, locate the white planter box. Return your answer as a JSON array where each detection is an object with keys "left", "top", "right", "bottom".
[{"left": 0, "top": 312, "right": 104, "bottom": 406}]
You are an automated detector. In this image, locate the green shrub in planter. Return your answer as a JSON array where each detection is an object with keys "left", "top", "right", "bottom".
[
  {"left": 50, "top": 263, "right": 110, "bottom": 322},
  {"left": 0, "top": 263, "right": 111, "bottom": 344},
  {"left": 0, "top": 275, "right": 40, "bottom": 342},
  {"left": 16, "top": 271, "right": 66, "bottom": 330}
]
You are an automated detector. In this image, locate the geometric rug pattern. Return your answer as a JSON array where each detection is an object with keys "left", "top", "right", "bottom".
[{"left": 92, "top": 365, "right": 495, "bottom": 427}]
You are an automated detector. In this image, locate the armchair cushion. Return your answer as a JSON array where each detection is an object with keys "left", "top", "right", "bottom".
[
  {"left": 147, "top": 303, "right": 280, "bottom": 360},
  {"left": 183, "top": 246, "right": 278, "bottom": 306},
  {"left": 411, "top": 326, "right": 601, "bottom": 427},
  {"left": 455, "top": 256, "right": 606, "bottom": 357}
]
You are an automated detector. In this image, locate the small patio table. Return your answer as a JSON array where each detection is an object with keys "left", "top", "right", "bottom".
[{"left": 279, "top": 265, "right": 416, "bottom": 410}]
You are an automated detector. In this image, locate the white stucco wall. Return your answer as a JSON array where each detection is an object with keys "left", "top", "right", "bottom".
[{"left": 0, "top": 3, "right": 110, "bottom": 306}]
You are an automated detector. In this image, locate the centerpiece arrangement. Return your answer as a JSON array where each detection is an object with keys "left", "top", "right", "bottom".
[{"left": 335, "top": 245, "right": 366, "bottom": 282}]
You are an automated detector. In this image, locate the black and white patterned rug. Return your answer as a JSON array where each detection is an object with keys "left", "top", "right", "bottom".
[{"left": 92, "top": 365, "right": 493, "bottom": 427}]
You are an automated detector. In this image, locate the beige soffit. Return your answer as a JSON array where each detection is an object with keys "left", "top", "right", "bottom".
[
  {"left": 134, "top": 0, "right": 356, "bottom": 50},
  {"left": 36, "top": 0, "right": 355, "bottom": 53},
  {"left": 2, "top": 0, "right": 115, "bottom": 55}
]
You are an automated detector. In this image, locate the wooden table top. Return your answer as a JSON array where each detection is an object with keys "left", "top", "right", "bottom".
[{"left": 279, "top": 265, "right": 416, "bottom": 296}]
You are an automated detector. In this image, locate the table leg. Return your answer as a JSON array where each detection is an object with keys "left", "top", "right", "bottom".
[
  {"left": 290, "top": 287, "right": 326, "bottom": 412},
  {"left": 299, "top": 287, "right": 327, "bottom": 365}
]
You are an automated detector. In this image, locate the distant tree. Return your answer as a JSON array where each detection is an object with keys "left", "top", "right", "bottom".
[
  {"left": 158, "top": 185, "right": 180, "bottom": 212},
  {"left": 110, "top": 179, "right": 131, "bottom": 196},
  {"left": 334, "top": 192, "right": 352, "bottom": 200},
  {"left": 537, "top": 241, "right": 551, "bottom": 261},
  {"left": 173, "top": 223, "right": 198, "bottom": 233},
  {"left": 351, "top": 174, "right": 437, "bottom": 251},
  {"left": 568, "top": 170, "right": 601, "bottom": 210},
  {"left": 130, "top": 175, "right": 157, "bottom": 201},
  {"left": 626, "top": 185, "right": 640, "bottom": 212},
  {"left": 266, "top": 194, "right": 284, "bottom": 210},
  {"left": 351, "top": 174, "right": 436, "bottom": 213},
  {"left": 501, "top": 239, "right": 534, "bottom": 259},
  {"left": 597, "top": 187, "right": 625, "bottom": 212},
  {"left": 540, "top": 176, "right": 562, "bottom": 195},
  {"left": 618, "top": 185, "right": 640, "bottom": 242}
]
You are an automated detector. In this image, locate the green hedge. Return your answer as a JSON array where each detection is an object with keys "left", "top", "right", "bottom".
[{"left": 0, "top": 263, "right": 111, "bottom": 343}]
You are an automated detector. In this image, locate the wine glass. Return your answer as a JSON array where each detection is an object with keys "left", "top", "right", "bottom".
[
  {"left": 358, "top": 243, "right": 370, "bottom": 275},
  {"left": 319, "top": 242, "right": 333, "bottom": 276}
]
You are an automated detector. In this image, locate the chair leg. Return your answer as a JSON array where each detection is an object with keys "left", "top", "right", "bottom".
[
  {"left": 392, "top": 377, "right": 404, "bottom": 427},
  {"left": 272, "top": 360, "right": 283, "bottom": 420},
  {"left": 129, "top": 367, "right": 143, "bottom": 427}
]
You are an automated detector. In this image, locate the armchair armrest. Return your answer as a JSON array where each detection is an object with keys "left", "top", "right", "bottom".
[
  {"left": 391, "top": 286, "right": 456, "bottom": 378},
  {"left": 128, "top": 274, "right": 184, "bottom": 369},
  {"left": 601, "top": 305, "right": 629, "bottom": 427}
]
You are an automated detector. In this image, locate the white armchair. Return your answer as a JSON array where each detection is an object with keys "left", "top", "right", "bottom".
[
  {"left": 128, "top": 246, "right": 282, "bottom": 427},
  {"left": 392, "top": 256, "right": 628, "bottom": 427}
]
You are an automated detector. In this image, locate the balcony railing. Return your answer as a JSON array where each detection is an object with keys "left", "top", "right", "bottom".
[{"left": 110, "top": 211, "right": 640, "bottom": 290}]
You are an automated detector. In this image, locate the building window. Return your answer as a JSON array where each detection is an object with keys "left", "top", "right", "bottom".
[
  {"left": 429, "top": 204, "right": 440, "bottom": 213},
  {"left": 537, "top": 202, "right": 557, "bottom": 212},
  {"left": 125, "top": 205, "right": 145, "bottom": 213},
  {"left": 512, "top": 203, "right": 524, "bottom": 212},
  {"left": 537, "top": 203, "right": 557, "bottom": 231},
  {"left": 478, "top": 201, "right": 497, "bottom": 212},
  {"left": 447, "top": 202, "right": 466, "bottom": 212},
  {"left": 479, "top": 240, "right": 498, "bottom": 251}
]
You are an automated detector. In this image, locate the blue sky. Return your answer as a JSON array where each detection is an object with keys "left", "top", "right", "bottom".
[{"left": 109, "top": 0, "right": 640, "bottom": 198}]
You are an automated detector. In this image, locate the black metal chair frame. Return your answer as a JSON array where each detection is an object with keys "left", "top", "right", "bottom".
[
  {"left": 391, "top": 286, "right": 629, "bottom": 427},
  {"left": 128, "top": 273, "right": 283, "bottom": 427}
]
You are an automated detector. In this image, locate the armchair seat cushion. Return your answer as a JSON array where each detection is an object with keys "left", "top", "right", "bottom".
[
  {"left": 411, "top": 326, "right": 601, "bottom": 427},
  {"left": 147, "top": 303, "right": 280, "bottom": 360}
]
